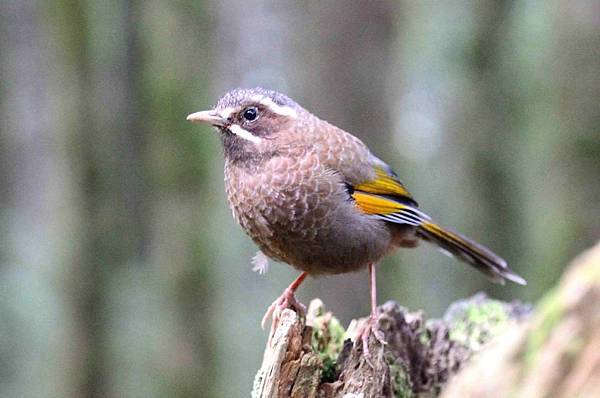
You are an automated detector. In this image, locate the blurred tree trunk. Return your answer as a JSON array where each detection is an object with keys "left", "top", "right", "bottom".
[
  {"left": 450, "top": 0, "right": 531, "bottom": 304},
  {"left": 0, "top": 1, "right": 86, "bottom": 396},
  {"left": 460, "top": 0, "right": 518, "bottom": 267},
  {"left": 58, "top": 0, "right": 148, "bottom": 396},
  {"left": 140, "top": 1, "right": 218, "bottom": 395}
]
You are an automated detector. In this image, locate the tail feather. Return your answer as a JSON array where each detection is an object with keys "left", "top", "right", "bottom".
[{"left": 418, "top": 221, "right": 526, "bottom": 285}]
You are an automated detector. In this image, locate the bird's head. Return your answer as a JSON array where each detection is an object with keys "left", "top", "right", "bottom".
[{"left": 187, "top": 88, "right": 302, "bottom": 161}]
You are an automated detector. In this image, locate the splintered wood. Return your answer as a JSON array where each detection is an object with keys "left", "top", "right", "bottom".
[{"left": 252, "top": 294, "right": 531, "bottom": 398}]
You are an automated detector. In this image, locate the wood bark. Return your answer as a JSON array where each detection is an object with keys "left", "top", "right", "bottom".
[
  {"left": 252, "top": 295, "right": 529, "bottom": 397},
  {"left": 442, "top": 241, "right": 600, "bottom": 398},
  {"left": 252, "top": 241, "right": 600, "bottom": 397}
]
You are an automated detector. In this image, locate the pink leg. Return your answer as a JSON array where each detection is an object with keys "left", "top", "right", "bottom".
[
  {"left": 370, "top": 262, "right": 377, "bottom": 318},
  {"left": 261, "top": 272, "right": 309, "bottom": 343},
  {"left": 357, "top": 263, "right": 386, "bottom": 357}
]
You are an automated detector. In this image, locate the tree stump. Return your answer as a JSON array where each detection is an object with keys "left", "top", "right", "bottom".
[
  {"left": 442, "top": 241, "right": 600, "bottom": 398},
  {"left": 252, "top": 294, "right": 529, "bottom": 397},
  {"left": 252, "top": 241, "right": 600, "bottom": 397}
]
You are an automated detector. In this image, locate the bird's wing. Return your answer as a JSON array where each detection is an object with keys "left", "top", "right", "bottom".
[
  {"left": 313, "top": 125, "right": 422, "bottom": 225},
  {"left": 349, "top": 160, "right": 429, "bottom": 226},
  {"left": 351, "top": 190, "right": 430, "bottom": 225},
  {"left": 353, "top": 163, "right": 416, "bottom": 206}
]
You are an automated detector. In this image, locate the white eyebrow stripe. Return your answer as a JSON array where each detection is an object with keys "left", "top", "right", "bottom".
[
  {"left": 249, "top": 95, "right": 298, "bottom": 118},
  {"left": 229, "top": 124, "right": 263, "bottom": 144}
]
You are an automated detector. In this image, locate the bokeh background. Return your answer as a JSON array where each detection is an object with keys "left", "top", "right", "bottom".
[{"left": 1, "top": 1, "right": 599, "bottom": 397}]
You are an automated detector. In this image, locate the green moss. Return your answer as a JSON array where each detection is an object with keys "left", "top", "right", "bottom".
[
  {"left": 389, "top": 362, "right": 414, "bottom": 398},
  {"left": 524, "top": 254, "right": 599, "bottom": 370},
  {"left": 319, "top": 356, "right": 337, "bottom": 383},
  {"left": 524, "top": 286, "right": 563, "bottom": 369},
  {"left": 310, "top": 310, "right": 346, "bottom": 383},
  {"left": 419, "top": 326, "right": 432, "bottom": 346},
  {"left": 447, "top": 297, "right": 513, "bottom": 350}
]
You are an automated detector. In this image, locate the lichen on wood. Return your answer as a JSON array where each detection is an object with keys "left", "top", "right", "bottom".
[
  {"left": 441, "top": 241, "right": 600, "bottom": 398},
  {"left": 252, "top": 241, "right": 600, "bottom": 397},
  {"left": 252, "top": 293, "right": 529, "bottom": 397}
]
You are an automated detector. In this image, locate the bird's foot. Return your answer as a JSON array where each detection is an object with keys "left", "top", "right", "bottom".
[
  {"left": 261, "top": 287, "right": 306, "bottom": 344},
  {"left": 355, "top": 312, "right": 386, "bottom": 359}
]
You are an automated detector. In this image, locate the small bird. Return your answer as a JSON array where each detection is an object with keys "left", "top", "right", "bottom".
[{"left": 187, "top": 87, "right": 525, "bottom": 353}]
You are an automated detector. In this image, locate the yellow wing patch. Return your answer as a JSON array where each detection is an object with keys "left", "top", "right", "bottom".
[
  {"left": 352, "top": 191, "right": 408, "bottom": 215},
  {"left": 354, "top": 167, "right": 414, "bottom": 202},
  {"left": 351, "top": 191, "right": 429, "bottom": 226}
]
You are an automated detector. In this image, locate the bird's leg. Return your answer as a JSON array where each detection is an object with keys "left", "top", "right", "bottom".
[
  {"left": 261, "top": 272, "right": 308, "bottom": 343},
  {"left": 356, "top": 263, "right": 386, "bottom": 357}
]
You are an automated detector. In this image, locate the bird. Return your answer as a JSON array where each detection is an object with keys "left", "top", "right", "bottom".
[{"left": 187, "top": 87, "right": 526, "bottom": 354}]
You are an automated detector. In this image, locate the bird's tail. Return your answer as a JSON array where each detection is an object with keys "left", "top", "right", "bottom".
[{"left": 417, "top": 221, "right": 526, "bottom": 285}]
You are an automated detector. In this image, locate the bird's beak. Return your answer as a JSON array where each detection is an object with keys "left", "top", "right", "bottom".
[{"left": 186, "top": 110, "right": 227, "bottom": 127}]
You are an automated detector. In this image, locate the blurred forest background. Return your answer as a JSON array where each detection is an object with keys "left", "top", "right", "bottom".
[{"left": 1, "top": 1, "right": 599, "bottom": 397}]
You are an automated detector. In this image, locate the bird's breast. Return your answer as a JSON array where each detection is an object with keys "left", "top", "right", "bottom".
[
  {"left": 224, "top": 155, "right": 392, "bottom": 274},
  {"left": 224, "top": 155, "right": 332, "bottom": 241}
]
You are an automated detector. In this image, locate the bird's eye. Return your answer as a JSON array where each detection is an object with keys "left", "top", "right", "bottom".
[{"left": 242, "top": 107, "right": 258, "bottom": 121}]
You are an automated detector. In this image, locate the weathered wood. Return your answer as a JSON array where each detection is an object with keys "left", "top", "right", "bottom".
[
  {"left": 252, "top": 294, "right": 529, "bottom": 397},
  {"left": 252, "top": 241, "right": 600, "bottom": 397},
  {"left": 252, "top": 309, "right": 322, "bottom": 398},
  {"left": 441, "top": 241, "right": 600, "bottom": 398}
]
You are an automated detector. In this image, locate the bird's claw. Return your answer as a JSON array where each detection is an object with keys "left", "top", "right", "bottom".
[
  {"left": 261, "top": 287, "right": 306, "bottom": 345},
  {"left": 355, "top": 313, "right": 386, "bottom": 359}
]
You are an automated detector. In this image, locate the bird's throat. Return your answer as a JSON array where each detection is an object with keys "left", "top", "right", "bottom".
[{"left": 220, "top": 129, "right": 273, "bottom": 169}]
